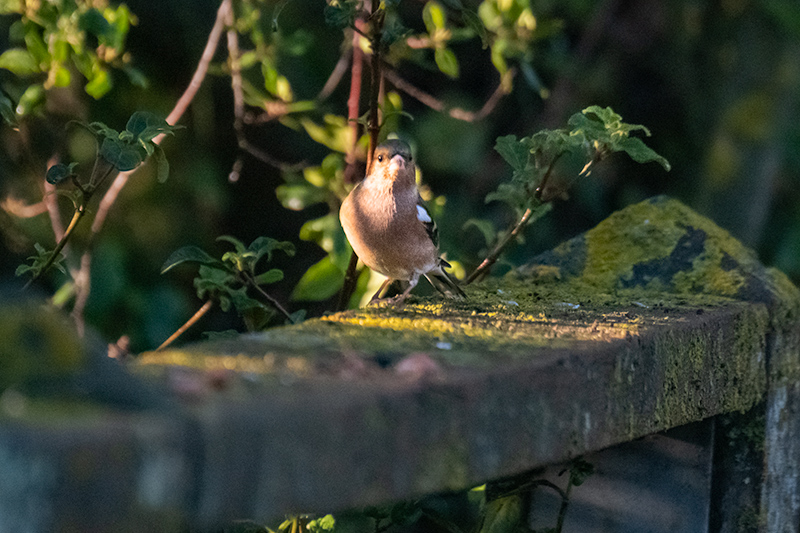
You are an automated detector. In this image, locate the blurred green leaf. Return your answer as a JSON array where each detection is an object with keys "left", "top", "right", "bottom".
[
  {"left": 79, "top": 8, "right": 113, "bottom": 39},
  {"left": 0, "top": 92, "right": 15, "bottom": 126},
  {"left": 16, "top": 84, "right": 45, "bottom": 115},
  {"left": 423, "top": 1, "right": 447, "bottom": 33},
  {"left": 85, "top": 68, "right": 112, "bottom": 99},
  {"left": 253, "top": 268, "right": 284, "bottom": 285},
  {"left": 0, "top": 48, "right": 39, "bottom": 76},
  {"left": 291, "top": 255, "right": 344, "bottom": 301},
  {"left": 324, "top": 1, "right": 358, "bottom": 28},
  {"left": 463, "top": 218, "right": 497, "bottom": 247},
  {"left": 154, "top": 144, "right": 170, "bottom": 182},
  {"left": 434, "top": 47, "right": 460, "bottom": 78},
  {"left": 276, "top": 182, "right": 328, "bottom": 210}
]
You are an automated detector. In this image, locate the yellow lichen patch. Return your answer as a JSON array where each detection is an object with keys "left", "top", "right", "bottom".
[{"left": 137, "top": 350, "right": 280, "bottom": 375}]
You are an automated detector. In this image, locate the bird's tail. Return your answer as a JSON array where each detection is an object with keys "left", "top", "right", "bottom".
[{"left": 426, "top": 259, "right": 466, "bottom": 300}]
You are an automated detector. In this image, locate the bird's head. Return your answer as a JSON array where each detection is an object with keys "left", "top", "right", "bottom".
[{"left": 369, "top": 139, "right": 414, "bottom": 184}]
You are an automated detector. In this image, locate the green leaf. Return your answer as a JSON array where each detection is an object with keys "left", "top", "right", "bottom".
[
  {"left": 463, "top": 218, "right": 497, "bottom": 247},
  {"left": 291, "top": 255, "right": 344, "bottom": 302},
  {"left": 307, "top": 515, "right": 336, "bottom": 532},
  {"left": 126, "top": 111, "right": 178, "bottom": 141},
  {"left": 253, "top": 268, "right": 284, "bottom": 285},
  {"left": 276, "top": 182, "right": 328, "bottom": 210},
  {"left": 248, "top": 236, "right": 295, "bottom": 262},
  {"left": 100, "top": 137, "right": 145, "bottom": 171},
  {"left": 462, "top": 9, "right": 489, "bottom": 48},
  {"left": 0, "top": 92, "right": 15, "bottom": 126},
  {"left": 423, "top": 1, "right": 447, "bottom": 33},
  {"left": 614, "top": 136, "right": 671, "bottom": 170},
  {"left": 434, "top": 47, "right": 460, "bottom": 78},
  {"left": 323, "top": 1, "right": 357, "bottom": 28},
  {"left": 216, "top": 235, "right": 247, "bottom": 255},
  {"left": 85, "top": 68, "right": 112, "bottom": 99},
  {"left": 0, "top": 48, "right": 39, "bottom": 76},
  {"left": 45, "top": 162, "right": 78, "bottom": 185},
  {"left": 16, "top": 84, "right": 44, "bottom": 115},
  {"left": 161, "top": 246, "right": 222, "bottom": 273},
  {"left": 153, "top": 144, "right": 170, "bottom": 182},
  {"left": 494, "top": 135, "right": 527, "bottom": 172},
  {"left": 0, "top": 0, "right": 22, "bottom": 14},
  {"left": 79, "top": 8, "right": 113, "bottom": 39}
]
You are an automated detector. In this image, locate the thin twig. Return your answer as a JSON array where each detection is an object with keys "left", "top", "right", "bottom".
[
  {"left": 157, "top": 299, "right": 214, "bottom": 350},
  {"left": 466, "top": 206, "right": 533, "bottom": 285},
  {"left": 366, "top": 2, "right": 384, "bottom": 162},
  {"left": 226, "top": 7, "right": 246, "bottom": 182},
  {"left": 244, "top": 273, "right": 296, "bottom": 323},
  {"left": 383, "top": 67, "right": 515, "bottom": 122},
  {"left": 317, "top": 46, "right": 352, "bottom": 102},
  {"left": 69, "top": 0, "right": 232, "bottom": 328}
]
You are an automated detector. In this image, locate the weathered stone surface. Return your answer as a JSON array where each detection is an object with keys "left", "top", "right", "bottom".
[{"left": 2, "top": 196, "right": 798, "bottom": 531}]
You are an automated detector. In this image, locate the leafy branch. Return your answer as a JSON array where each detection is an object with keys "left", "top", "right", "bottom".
[
  {"left": 466, "top": 105, "right": 671, "bottom": 284},
  {"left": 17, "top": 112, "right": 181, "bottom": 287},
  {"left": 159, "top": 236, "right": 301, "bottom": 349}
]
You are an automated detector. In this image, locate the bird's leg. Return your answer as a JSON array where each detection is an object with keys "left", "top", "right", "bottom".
[{"left": 368, "top": 278, "right": 396, "bottom": 305}]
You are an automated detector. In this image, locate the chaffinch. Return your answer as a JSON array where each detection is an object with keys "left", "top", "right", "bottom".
[{"left": 340, "top": 139, "right": 466, "bottom": 304}]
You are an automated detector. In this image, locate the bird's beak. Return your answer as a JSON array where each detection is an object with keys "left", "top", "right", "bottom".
[{"left": 389, "top": 154, "right": 408, "bottom": 173}]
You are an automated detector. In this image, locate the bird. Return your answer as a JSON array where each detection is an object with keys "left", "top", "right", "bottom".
[{"left": 339, "top": 138, "right": 466, "bottom": 304}]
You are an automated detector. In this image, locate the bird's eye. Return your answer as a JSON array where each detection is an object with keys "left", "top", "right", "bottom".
[{"left": 377, "top": 155, "right": 384, "bottom": 162}]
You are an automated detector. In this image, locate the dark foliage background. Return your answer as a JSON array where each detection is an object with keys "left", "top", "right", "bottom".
[{"left": 2, "top": 0, "right": 800, "bottom": 351}]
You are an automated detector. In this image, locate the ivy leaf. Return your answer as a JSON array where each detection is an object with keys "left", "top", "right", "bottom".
[
  {"left": 45, "top": 162, "right": 78, "bottom": 185},
  {"left": 161, "top": 246, "right": 222, "bottom": 273},
  {"left": 0, "top": 91, "right": 16, "bottom": 126},
  {"left": 434, "top": 47, "right": 460, "bottom": 78}
]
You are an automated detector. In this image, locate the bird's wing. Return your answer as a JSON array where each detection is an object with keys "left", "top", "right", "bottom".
[{"left": 416, "top": 196, "right": 438, "bottom": 248}]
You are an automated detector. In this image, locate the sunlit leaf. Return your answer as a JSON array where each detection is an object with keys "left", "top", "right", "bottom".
[
  {"left": 85, "top": 68, "right": 112, "bottom": 99},
  {"left": 423, "top": 1, "right": 447, "bottom": 33},
  {"left": 434, "top": 47, "right": 460, "bottom": 78},
  {"left": 0, "top": 48, "right": 39, "bottom": 76},
  {"left": 16, "top": 84, "right": 45, "bottom": 115}
]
